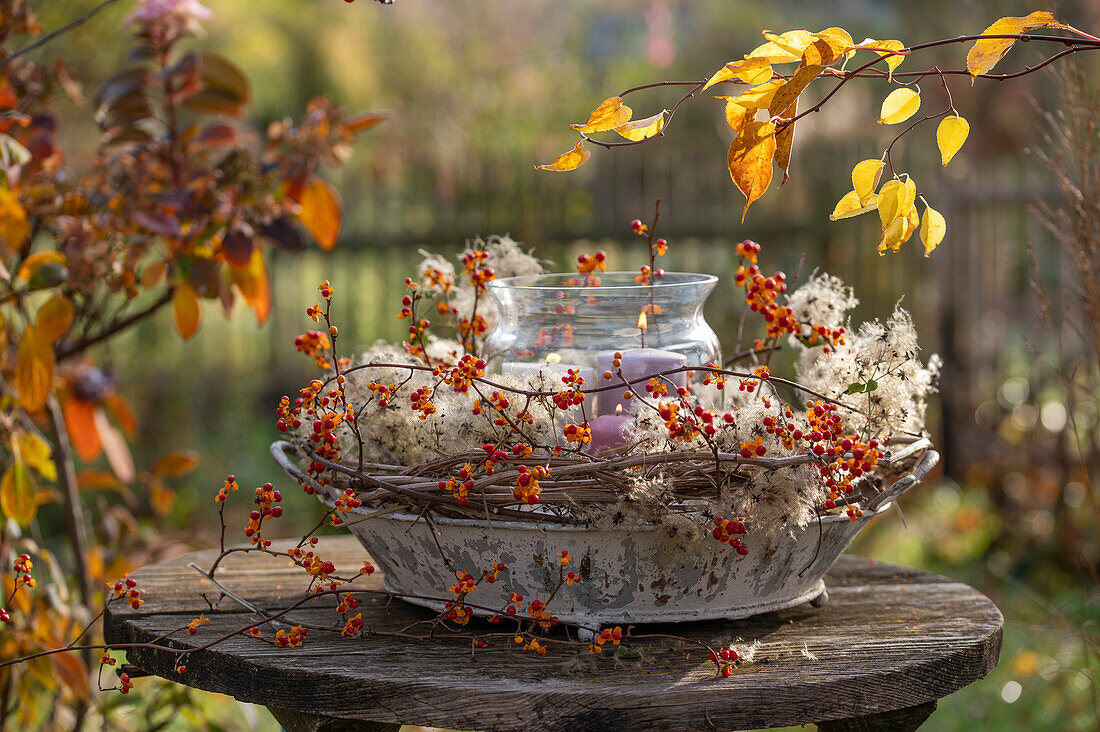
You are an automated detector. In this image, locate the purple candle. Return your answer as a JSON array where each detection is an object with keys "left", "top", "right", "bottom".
[
  {"left": 595, "top": 348, "right": 687, "bottom": 416},
  {"left": 587, "top": 406, "right": 634, "bottom": 455}
]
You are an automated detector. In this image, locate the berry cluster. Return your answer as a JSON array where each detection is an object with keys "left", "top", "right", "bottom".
[
  {"left": 186, "top": 613, "right": 211, "bottom": 635},
  {"left": 712, "top": 515, "right": 749, "bottom": 555},
  {"left": 275, "top": 624, "right": 308, "bottom": 647},
  {"left": 109, "top": 576, "right": 145, "bottom": 609},
  {"left": 588, "top": 625, "right": 624, "bottom": 654},
  {"left": 294, "top": 330, "right": 332, "bottom": 369},
  {"left": 512, "top": 464, "right": 549, "bottom": 504},
  {"left": 245, "top": 482, "right": 283, "bottom": 548},
  {"left": 215, "top": 474, "right": 239, "bottom": 503},
  {"left": 562, "top": 422, "right": 592, "bottom": 445}
]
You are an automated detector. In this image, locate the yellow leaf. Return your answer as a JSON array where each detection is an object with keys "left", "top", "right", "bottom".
[
  {"left": 830, "top": 190, "right": 879, "bottom": 220},
  {"left": 35, "top": 295, "right": 74, "bottom": 343},
  {"left": 63, "top": 398, "right": 102, "bottom": 462},
  {"left": 297, "top": 178, "right": 341, "bottom": 251},
  {"left": 774, "top": 99, "right": 797, "bottom": 184},
  {"left": 727, "top": 121, "right": 776, "bottom": 223},
  {"left": 878, "top": 177, "right": 916, "bottom": 226},
  {"left": 722, "top": 79, "right": 785, "bottom": 111},
  {"left": 879, "top": 215, "right": 908, "bottom": 254},
  {"left": 16, "top": 252, "right": 66, "bottom": 281},
  {"left": 172, "top": 282, "right": 201, "bottom": 340},
  {"left": 152, "top": 449, "right": 200, "bottom": 478},
  {"left": 769, "top": 63, "right": 823, "bottom": 116},
  {"left": 804, "top": 29, "right": 854, "bottom": 65},
  {"left": 714, "top": 97, "right": 755, "bottom": 134},
  {"left": 536, "top": 139, "right": 591, "bottom": 172},
  {"left": 702, "top": 58, "right": 773, "bottom": 91},
  {"left": 967, "top": 12, "right": 1069, "bottom": 77},
  {"left": 852, "top": 159, "right": 884, "bottom": 201},
  {"left": 570, "top": 96, "right": 632, "bottom": 133},
  {"left": 878, "top": 88, "right": 920, "bottom": 125},
  {"left": 936, "top": 115, "right": 970, "bottom": 166},
  {"left": 0, "top": 188, "right": 29, "bottom": 252},
  {"left": 229, "top": 247, "right": 271, "bottom": 324},
  {"left": 920, "top": 203, "right": 946, "bottom": 256},
  {"left": 859, "top": 39, "right": 906, "bottom": 76},
  {"left": 613, "top": 110, "right": 666, "bottom": 141},
  {"left": 15, "top": 326, "right": 53, "bottom": 413},
  {"left": 1, "top": 463, "right": 37, "bottom": 527},
  {"left": 750, "top": 30, "right": 815, "bottom": 63},
  {"left": 17, "top": 432, "right": 56, "bottom": 482}
]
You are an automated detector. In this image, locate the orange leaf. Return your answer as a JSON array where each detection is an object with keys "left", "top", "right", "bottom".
[
  {"left": 104, "top": 394, "right": 138, "bottom": 438},
  {"left": 343, "top": 111, "right": 389, "bottom": 133},
  {"left": 94, "top": 407, "right": 134, "bottom": 483},
  {"left": 570, "top": 96, "right": 632, "bottom": 134},
  {"left": 63, "top": 398, "right": 102, "bottom": 462},
  {"left": 727, "top": 121, "right": 777, "bottom": 223},
  {"left": 535, "top": 140, "right": 591, "bottom": 172},
  {"left": 297, "top": 178, "right": 341, "bottom": 251},
  {"left": 76, "top": 469, "right": 125, "bottom": 492},
  {"left": 149, "top": 478, "right": 175, "bottom": 517},
  {"left": 967, "top": 12, "right": 1069, "bottom": 77},
  {"left": 35, "top": 295, "right": 74, "bottom": 342},
  {"left": 15, "top": 325, "right": 54, "bottom": 413},
  {"left": 142, "top": 261, "right": 168, "bottom": 288},
  {"left": 229, "top": 247, "right": 271, "bottom": 324},
  {"left": 152, "top": 449, "right": 200, "bottom": 478},
  {"left": 1, "top": 462, "right": 36, "bottom": 527},
  {"left": 52, "top": 652, "right": 89, "bottom": 702},
  {"left": 172, "top": 283, "right": 201, "bottom": 340}
]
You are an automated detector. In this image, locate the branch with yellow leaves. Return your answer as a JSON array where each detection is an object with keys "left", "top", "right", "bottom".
[{"left": 536, "top": 11, "right": 1100, "bottom": 258}]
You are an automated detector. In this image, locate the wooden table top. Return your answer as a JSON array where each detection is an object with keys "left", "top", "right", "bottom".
[{"left": 104, "top": 536, "right": 1003, "bottom": 732}]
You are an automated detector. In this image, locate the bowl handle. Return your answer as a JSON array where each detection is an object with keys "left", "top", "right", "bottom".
[
  {"left": 270, "top": 440, "right": 342, "bottom": 503},
  {"left": 866, "top": 445, "right": 940, "bottom": 511}
]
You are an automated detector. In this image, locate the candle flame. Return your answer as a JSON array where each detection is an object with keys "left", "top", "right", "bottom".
[
  {"left": 615, "top": 404, "right": 623, "bottom": 415},
  {"left": 638, "top": 311, "right": 648, "bottom": 331},
  {"left": 545, "top": 352, "right": 562, "bottom": 364}
]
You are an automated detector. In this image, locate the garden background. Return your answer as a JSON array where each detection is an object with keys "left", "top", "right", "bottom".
[{"left": 24, "top": 0, "right": 1100, "bottom": 729}]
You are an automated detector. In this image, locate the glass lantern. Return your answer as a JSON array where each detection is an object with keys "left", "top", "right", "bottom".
[{"left": 484, "top": 272, "right": 722, "bottom": 415}]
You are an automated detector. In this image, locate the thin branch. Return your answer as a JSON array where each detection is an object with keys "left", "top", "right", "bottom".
[{"left": 0, "top": 0, "right": 124, "bottom": 72}]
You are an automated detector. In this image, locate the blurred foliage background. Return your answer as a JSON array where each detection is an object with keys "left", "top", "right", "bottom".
[{"left": 25, "top": 0, "right": 1100, "bottom": 729}]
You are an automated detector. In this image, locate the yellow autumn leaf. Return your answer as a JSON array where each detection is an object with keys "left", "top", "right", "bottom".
[
  {"left": 859, "top": 39, "right": 906, "bottom": 76},
  {"left": 714, "top": 97, "right": 755, "bottom": 134},
  {"left": 1, "top": 463, "right": 37, "bottom": 528},
  {"left": 297, "top": 178, "right": 341, "bottom": 251},
  {"left": 173, "top": 282, "right": 201, "bottom": 340},
  {"left": 829, "top": 190, "right": 879, "bottom": 220},
  {"left": 722, "top": 79, "right": 785, "bottom": 112},
  {"left": 878, "top": 88, "right": 920, "bottom": 125},
  {"left": 151, "top": 449, "right": 200, "bottom": 478},
  {"left": 750, "top": 30, "right": 815, "bottom": 63},
  {"left": 613, "top": 110, "right": 666, "bottom": 141},
  {"left": 804, "top": 29, "right": 854, "bottom": 65},
  {"left": 967, "top": 12, "right": 1069, "bottom": 78},
  {"left": 879, "top": 215, "right": 909, "bottom": 254},
  {"left": 35, "top": 295, "right": 74, "bottom": 343},
  {"left": 0, "top": 188, "right": 29, "bottom": 252},
  {"left": 936, "top": 115, "right": 970, "bottom": 166},
  {"left": 769, "top": 64, "right": 823, "bottom": 116},
  {"left": 727, "top": 120, "right": 777, "bottom": 223},
  {"left": 16, "top": 251, "right": 66, "bottom": 281},
  {"left": 852, "top": 159, "right": 885, "bottom": 201},
  {"left": 878, "top": 177, "right": 917, "bottom": 226},
  {"left": 774, "top": 98, "right": 799, "bottom": 184},
  {"left": 570, "top": 96, "right": 632, "bottom": 134},
  {"left": 920, "top": 203, "right": 946, "bottom": 256},
  {"left": 702, "top": 58, "right": 773, "bottom": 91},
  {"left": 15, "top": 325, "right": 53, "bottom": 413},
  {"left": 17, "top": 431, "right": 56, "bottom": 482},
  {"left": 229, "top": 247, "right": 272, "bottom": 324},
  {"left": 536, "top": 139, "right": 591, "bottom": 172}
]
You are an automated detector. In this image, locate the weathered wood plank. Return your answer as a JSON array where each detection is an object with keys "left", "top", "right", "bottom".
[{"left": 104, "top": 537, "right": 1002, "bottom": 731}]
